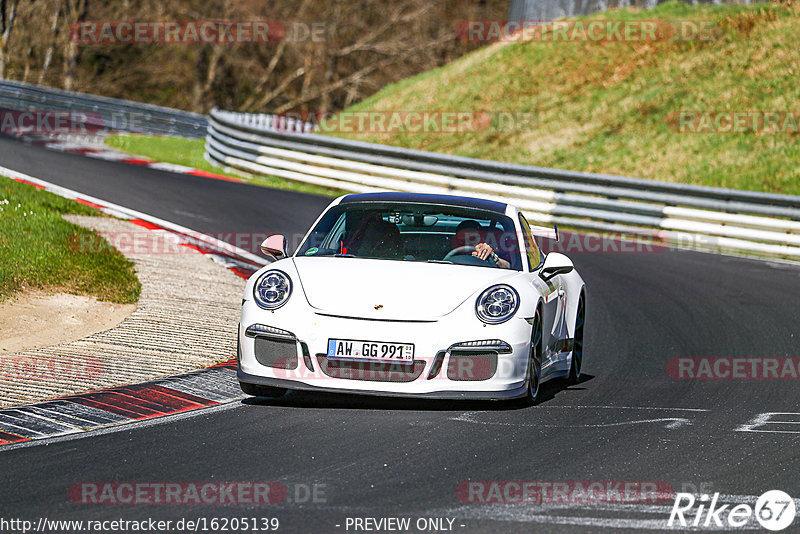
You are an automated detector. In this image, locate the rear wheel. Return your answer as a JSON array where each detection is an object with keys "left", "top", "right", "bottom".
[
  {"left": 239, "top": 382, "right": 287, "bottom": 398},
  {"left": 524, "top": 307, "right": 543, "bottom": 405},
  {"left": 568, "top": 295, "right": 585, "bottom": 385}
]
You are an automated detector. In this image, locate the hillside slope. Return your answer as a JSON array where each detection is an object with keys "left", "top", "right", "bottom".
[{"left": 333, "top": 2, "right": 799, "bottom": 195}]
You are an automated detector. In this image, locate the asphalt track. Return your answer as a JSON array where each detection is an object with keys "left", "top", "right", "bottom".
[{"left": 1, "top": 134, "right": 799, "bottom": 533}]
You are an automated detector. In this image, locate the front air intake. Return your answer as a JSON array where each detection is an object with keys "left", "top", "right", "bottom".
[
  {"left": 446, "top": 351, "right": 498, "bottom": 381},
  {"left": 254, "top": 337, "right": 298, "bottom": 370}
]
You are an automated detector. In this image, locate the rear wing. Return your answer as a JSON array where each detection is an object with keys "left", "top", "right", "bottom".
[{"left": 530, "top": 224, "right": 559, "bottom": 241}]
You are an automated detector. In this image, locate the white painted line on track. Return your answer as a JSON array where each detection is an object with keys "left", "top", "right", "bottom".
[
  {"left": 426, "top": 492, "right": 800, "bottom": 531},
  {"left": 426, "top": 506, "right": 761, "bottom": 530},
  {"left": 451, "top": 411, "right": 694, "bottom": 429},
  {"left": 538, "top": 405, "right": 712, "bottom": 412}
]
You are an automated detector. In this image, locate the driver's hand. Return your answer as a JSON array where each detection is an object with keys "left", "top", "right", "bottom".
[{"left": 473, "top": 242, "right": 493, "bottom": 261}]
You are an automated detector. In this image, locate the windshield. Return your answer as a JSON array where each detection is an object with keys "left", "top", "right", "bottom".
[{"left": 296, "top": 202, "right": 524, "bottom": 271}]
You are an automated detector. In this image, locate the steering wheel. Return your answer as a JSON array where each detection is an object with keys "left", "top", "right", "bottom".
[{"left": 443, "top": 245, "right": 491, "bottom": 263}]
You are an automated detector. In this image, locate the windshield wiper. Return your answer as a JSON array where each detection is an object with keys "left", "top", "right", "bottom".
[
  {"left": 333, "top": 253, "right": 356, "bottom": 258},
  {"left": 427, "top": 259, "right": 454, "bottom": 264}
]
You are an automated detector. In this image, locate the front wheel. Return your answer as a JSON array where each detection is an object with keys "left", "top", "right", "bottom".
[
  {"left": 240, "top": 382, "right": 287, "bottom": 398},
  {"left": 523, "top": 307, "right": 543, "bottom": 405},
  {"left": 568, "top": 295, "right": 585, "bottom": 385}
]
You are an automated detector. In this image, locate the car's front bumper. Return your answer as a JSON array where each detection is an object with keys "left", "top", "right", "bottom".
[
  {"left": 237, "top": 369, "right": 528, "bottom": 400},
  {"left": 238, "top": 300, "right": 533, "bottom": 400}
]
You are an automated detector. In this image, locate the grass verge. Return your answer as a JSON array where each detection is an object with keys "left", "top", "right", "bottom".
[
  {"left": 328, "top": 1, "right": 799, "bottom": 195},
  {"left": 0, "top": 177, "right": 141, "bottom": 303},
  {"left": 105, "top": 134, "right": 345, "bottom": 197}
]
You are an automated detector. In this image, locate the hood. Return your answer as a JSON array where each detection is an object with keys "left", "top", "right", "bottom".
[{"left": 292, "top": 256, "right": 516, "bottom": 321}]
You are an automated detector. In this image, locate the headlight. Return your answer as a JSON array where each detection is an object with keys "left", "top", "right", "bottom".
[
  {"left": 475, "top": 285, "right": 519, "bottom": 324},
  {"left": 253, "top": 270, "right": 292, "bottom": 310}
]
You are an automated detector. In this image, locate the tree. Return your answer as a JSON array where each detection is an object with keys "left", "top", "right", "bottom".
[
  {"left": 62, "top": 0, "right": 88, "bottom": 91},
  {"left": 0, "top": 0, "right": 19, "bottom": 78},
  {"left": 0, "top": 0, "right": 508, "bottom": 114}
]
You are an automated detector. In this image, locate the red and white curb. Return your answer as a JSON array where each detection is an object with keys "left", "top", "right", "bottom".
[
  {"left": 0, "top": 165, "right": 272, "bottom": 447},
  {"left": 0, "top": 360, "right": 243, "bottom": 447},
  {"left": 22, "top": 132, "right": 247, "bottom": 184}
]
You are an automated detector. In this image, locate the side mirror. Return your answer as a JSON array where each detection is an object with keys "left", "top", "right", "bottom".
[
  {"left": 260, "top": 234, "right": 287, "bottom": 259},
  {"left": 539, "top": 252, "right": 574, "bottom": 281}
]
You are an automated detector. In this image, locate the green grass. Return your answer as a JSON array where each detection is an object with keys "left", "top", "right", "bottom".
[
  {"left": 327, "top": 1, "right": 800, "bottom": 195},
  {"left": 105, "top": 134, "right": 345, "bottom": 197},
  {"left": 0, "top": 178, "right": 141, "bottom": 303}
]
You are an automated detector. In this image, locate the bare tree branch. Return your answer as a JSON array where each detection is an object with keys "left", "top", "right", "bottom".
[
  {"left": 0, "top": 0, "right": 19, "bottom": 78},
  {"left": 38, "top": 3, "right": 61, "bottom": 84},
  {"left": 0, "top": 0, "right": 506, "bottom": 113}
]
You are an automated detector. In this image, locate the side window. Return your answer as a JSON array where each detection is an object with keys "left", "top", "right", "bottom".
[
  {"left": 518, "top": 214, "right": 542, "bottom": 271},
  {"left": 320, "top": 213, "right": 347, "bottom": 251}
]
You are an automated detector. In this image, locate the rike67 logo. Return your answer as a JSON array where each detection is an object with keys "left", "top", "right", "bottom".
[{"left": 669, "top": 490, "right": 796, "bottom": 531}]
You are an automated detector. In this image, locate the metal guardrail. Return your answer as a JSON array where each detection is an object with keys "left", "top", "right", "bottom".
[
  {"left": 0, "top": 79, "right": 207, "bottom": 138},
  {"left": 205, "top": 107, "right": 800, "bottom": 258}
]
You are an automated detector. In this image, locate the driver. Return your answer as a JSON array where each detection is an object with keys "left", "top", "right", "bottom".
[
  {"left": 473, "top": 242, "right": 510, "bottom": 269},
  {"left": 453, "top": 220, "right": 510, "bottom": 269}
]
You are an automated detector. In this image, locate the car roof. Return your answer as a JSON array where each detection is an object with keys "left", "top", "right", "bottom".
[{"left": 338, "top": 192, "right": 508, "bottom": 214}]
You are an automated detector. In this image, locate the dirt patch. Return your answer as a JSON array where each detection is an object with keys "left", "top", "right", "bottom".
[{"left": 0, "top": 291, "right": 135, "bottom": 354}]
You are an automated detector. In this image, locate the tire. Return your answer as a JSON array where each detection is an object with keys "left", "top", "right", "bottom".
[
  {"left": 523, "top": 307, "right": 543, "bottom": 406},
  {"left": 239, "top": 382, "right": 287, "bottom": 398},
  {"left": 568, "top": 295, "right": 585, "bottom": 385}
]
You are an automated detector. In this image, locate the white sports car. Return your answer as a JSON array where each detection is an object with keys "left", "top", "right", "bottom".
[{"left": 237, "top": 192, "right": 586, "bottom": 403}]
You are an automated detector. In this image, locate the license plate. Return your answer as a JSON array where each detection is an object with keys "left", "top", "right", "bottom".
[{"left": 327, "top": 339, "right": 414, "bottom": 364}]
